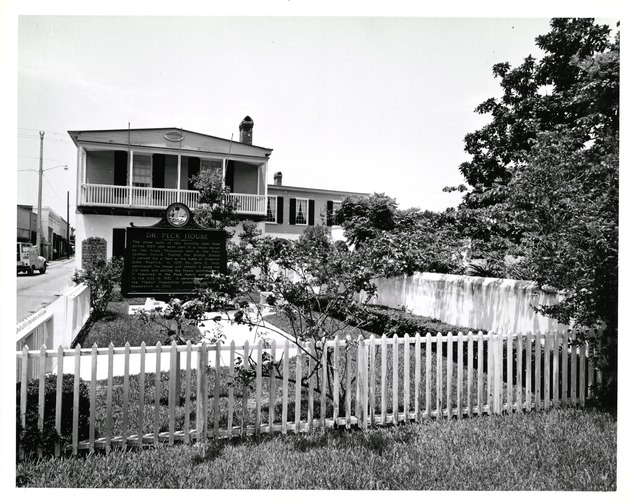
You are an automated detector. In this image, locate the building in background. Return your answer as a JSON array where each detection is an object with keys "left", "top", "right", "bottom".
[
  {"left": 69, "top": 116, "right": 272, "bottom": 268},
  {"left": 265, "top": 171, "right": 367, "bottom": 241},
  {"left": 17, "top": 205, "right": 71, "bottom": 260}
]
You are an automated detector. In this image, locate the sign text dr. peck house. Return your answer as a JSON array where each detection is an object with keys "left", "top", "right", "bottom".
[{"left": 122, "top": 203, "right": 227, "bottom": 298}]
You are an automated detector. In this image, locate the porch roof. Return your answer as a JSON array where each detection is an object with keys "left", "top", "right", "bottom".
[{"left": 68, "top": 127, "right": 273, "bottom": 159}]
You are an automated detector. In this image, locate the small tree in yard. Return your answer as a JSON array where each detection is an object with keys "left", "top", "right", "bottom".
[
  {"left": 195, "top": 225, "right": 378, "bottom": 414},
  {"left": 72, "top": 257, "right": 124, "bottom": 320}
]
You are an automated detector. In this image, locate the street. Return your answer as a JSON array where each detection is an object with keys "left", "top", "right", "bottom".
[{"left": 16, "top": 258, "right": 77, "bottom": 323}]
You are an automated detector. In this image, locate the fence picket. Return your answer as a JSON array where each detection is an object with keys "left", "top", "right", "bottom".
[
  {"left": 55, "top": 346, "right": 64, "bottom": 457},
  {"left": 295, "top": 345, "right": 302, "bottom": 432},
  {"left": 370, "top": 336, "right": 376, "bottom": 427},
  {"left": 217, "top": 341, "right": 223, "bottom": 437},
  {"left": 544, "top": 334, "right": 551, "bottom": 410},
  {"left": 333, "top": 336, "right": 340, "bottom": 425},
  {"left": 516, "top": 334, "right": 522, "bottom": 413},
  {"left": 242, "top": 341, "right": 249, "bottom": 436},
  {"left": 392, "top": 335, "right": 399, "bottom": 425},
  {"left": 436, "top": 333, "right": 443, "bottom": 419},
  {"left": 321, "top": 340, "right": 328, "bottom": 428},
  {"left": 570, "top": 339, "right": 577, "bottom": 406},
  {"left": 579, "top": 343, "right": 586, "bottom": 407},
  {"left": 477, "top": 332, "right": 483, "bottom": 415},
  {"left": 282, "top": 339, "right": 289, "bottom": 434},
  {"left": 506, "top": 334, "right": 513, "bottom": 414},
  {"left": 123, "top": 342, "right": 131, "bottom": 448},
  {"left": 270, "top": 340, "right": 277, "bottom": 431},
  {"left": 487, "top": 333, "right": 494, "bottom": 415},
  {"left": 169, "top": 342, "right": 177, "bottom": 445},
  {"left": 415, "top": 334, "right": 421, "bottom": 419},
  {"left": 255, "top": 340, "right": 262, "bottom": 435},
  {"left": 446, "top": 333, "right": 453, "bottom": 419},
  {"left": 72, "top": 345, "right": 81, "bottom": 456},
  {"left": 426, "top": 334, "right": 432, "bottom": 418},
  {"left": 307, "top": 341, "right": 314, "bottom": 431},
  {"left": 525, "top": 333, "right": 532, "bottom": 411},
  {"left": 345, "top": 338, "right": 351, "bottom": 429},
  {"left": 403, "top": 334, "right": 410, "bottom": 422},
  {"left": 553, "top": 332, "right": 559, "bottom": 406},
  {"left": 138, "top": 342, "right": 146, "bottom": 447},
  {"left": 154, "top": 342, "right": 162, "bottom": 447},
  {"left": 457, "top": 332, "right": 463, "bottom": 419},
  {"left": 381, "top": 336, "right": 388, "bottom": 424},
  {"left": 561, "top": 334, "right": 568, "bottom": 405},
  {"left": 196, "top": 342, "right": 205, "bottom": 443},
  {"left": 467, "top": 333, "right": 473, "bottom": 417},
  {"left": 495, "top": 334, "right": 502, "bottom": 414},
  {"left": 184, "top": 341, "right": 192, "bottom": 443},
  {"left": 38, "top": 345, "right": 46, "bottom": 458},
  {"left": 228, "top": 341, "right": 235, "bottom": 437}
]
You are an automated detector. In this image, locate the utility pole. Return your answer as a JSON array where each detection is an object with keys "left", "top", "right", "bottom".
[
  {"left": 36, "top": 131, "right": 44, "bottom": 253},
  {"left": 67, "top": 191, "right": 70, "bottom": 258}
]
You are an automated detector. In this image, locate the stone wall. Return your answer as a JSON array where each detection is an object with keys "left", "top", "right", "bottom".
[{"left": 364, "top": 273, "right": 569, "bottom": 334}]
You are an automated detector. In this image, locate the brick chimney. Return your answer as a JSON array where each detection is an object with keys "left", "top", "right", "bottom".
[
  {"left": 239, "top": 116, "right": 254, "bottom": 145},
  {"left": 273, "top": 171, "right": 283, "bottom": 186}
]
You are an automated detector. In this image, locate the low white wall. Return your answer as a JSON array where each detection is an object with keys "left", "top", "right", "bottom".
[{"left": 366, "top": 273, "right": 569, "bottom": 334}]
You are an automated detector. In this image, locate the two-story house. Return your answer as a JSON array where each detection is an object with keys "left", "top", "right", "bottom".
[
  {"left": 265, "top": 172, "right": 368, "bottom": 241},
  {"left": 69, "top": 116, "right": 271, "bottom": 267}
]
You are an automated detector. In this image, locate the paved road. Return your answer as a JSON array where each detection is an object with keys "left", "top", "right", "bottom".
[{"left": 16, "top": 258, "right": 77, "bottom": 323}]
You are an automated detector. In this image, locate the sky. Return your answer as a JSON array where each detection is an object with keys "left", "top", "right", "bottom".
[{"left": 11, "top": 8, "right": 621, "bottom": 228}]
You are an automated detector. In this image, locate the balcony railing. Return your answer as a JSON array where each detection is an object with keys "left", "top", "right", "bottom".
[{"left": 79, "top": 184, "right": 266, "bottom": 215}]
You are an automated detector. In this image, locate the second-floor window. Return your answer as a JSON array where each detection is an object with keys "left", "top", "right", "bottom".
[
  {"left": 133, "top": 155, "right": 152, "bottom": 187},
  {"left": 266, "top": 196, "right": 278, "bottom": 223},
  {"left": 295, "top": 198, "right": 308, "bottom": 225}
]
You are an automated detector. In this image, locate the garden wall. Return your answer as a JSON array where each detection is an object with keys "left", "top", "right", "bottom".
[{"left": 364, "top": 273, "right": 569, "bottom": 334}]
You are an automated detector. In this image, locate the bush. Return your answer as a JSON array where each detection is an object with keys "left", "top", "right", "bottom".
[
  {"left": 16, "top": 374, "right": 90, "bottom": 458},
  {"left": 73, "top": 257, "right": 124, "bottom": 319}
]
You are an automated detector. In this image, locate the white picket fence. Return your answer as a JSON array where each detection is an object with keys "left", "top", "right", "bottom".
[{"left": 16, "top": 331, "right": 598, "bottom": 457}]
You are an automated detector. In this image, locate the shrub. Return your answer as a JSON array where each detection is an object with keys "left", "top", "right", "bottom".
[
  {"left": 73, "top": 257, "right": 124, "bottom": 319},
  {"left": 16, "top": 374, "right": 90, "bottom": 458}
]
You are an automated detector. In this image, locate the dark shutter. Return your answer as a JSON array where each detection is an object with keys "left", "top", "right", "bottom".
[
  {"left": 114, "top": 151, "right": 128, "bottom": 186},
  {"left": 112, "top": 228, "right": 126, "bottom": 258},
  {"left": 308, "top": 199, "right": 315, "bottom": 226},
  {"left": 225, "top": 160, "right": 235, "bottom": 192},
  {"left": 152, "top": 154, "right": 165, "bottom": 188},
  {"left": 277, "top": 196, "right": 284, "bottom": 224},
  {"left": 289, "top": 198, "right": 296, "bottom": 225},
  {"left": 326, "top": 200, "right": 334, "bottom": 226},
  {"left": 187, "top": 157, "right": 200, "bottom": 190}
]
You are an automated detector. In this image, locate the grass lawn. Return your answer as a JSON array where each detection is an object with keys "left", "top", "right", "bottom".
[{"left": 16, "top": 407, "right": 616, "bottom": 490}]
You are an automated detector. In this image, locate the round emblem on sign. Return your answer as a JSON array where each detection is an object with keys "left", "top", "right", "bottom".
[{"left": 166, "top": 203, "right": 190, "bottom": 227}]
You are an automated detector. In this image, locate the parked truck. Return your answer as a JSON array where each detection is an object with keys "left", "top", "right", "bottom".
[{"left": 17, "top": 243, "right": 47, "bottom": 275}]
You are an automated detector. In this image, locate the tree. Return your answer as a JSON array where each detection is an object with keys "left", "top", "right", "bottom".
[
  {"left": 191, "top": 168, "right": 240, "bottom": 234},
  {"left": 456, "top": 19, "right": 618, "bottom": 207},
  {"left": 452, "top": 18, "right": 619, "bottom": 406},
  {"left": 194, "top": 224, "right": 378, "bottom": 413}
]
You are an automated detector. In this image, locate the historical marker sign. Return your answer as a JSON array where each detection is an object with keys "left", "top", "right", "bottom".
[
  {"left": 82, "top": 237, "right": 107, "bottom": 268},
  {"left": 122, "top": 204, "right": 227, "bottom": 297}
]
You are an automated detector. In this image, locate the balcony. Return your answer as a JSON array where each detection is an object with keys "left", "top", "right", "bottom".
[{"left": 79, "top": 184, "right": 266, "bottom": 216}]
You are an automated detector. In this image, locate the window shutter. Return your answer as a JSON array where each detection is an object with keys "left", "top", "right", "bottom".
[
  {"left": 187, "top": 157, "right": 200, "bottom": 190},
  {"left": 289, "top": 198, "right": 296, "bottom": 225},
  {"left": 326, "top": 200, "right": 334, "bottom": 226},
  {"left": 308, "top": 199, "right": 315, "bottom": 226},
  {"left": 152, "top": 154, "right": 165, "bottom": 189},
  {"left": 277, "top": 196, "right": 284, "bottom": 224},
  {"left": 114, "top": 151, "right": 128, "bottom": 186}
]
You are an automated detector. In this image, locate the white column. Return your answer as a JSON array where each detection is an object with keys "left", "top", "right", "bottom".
[{"left": 128, "top": 150, "right": 134, "bottom": 205}]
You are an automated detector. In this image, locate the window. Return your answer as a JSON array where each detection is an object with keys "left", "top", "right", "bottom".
[
  {"left": 266, "top": 196, "right": 278, "bottom": 223},
  {"left": 326, "top": 200, "right": 343, "bottom": 226},
  {"left": 295, "top": 198, "right": 308, "bottom": 225},
  {"left": 201, "top": 159, "right": 223, "bottom": 178},
  {"left": 132, "top": 155, "right": 152, "bottom": 187}
]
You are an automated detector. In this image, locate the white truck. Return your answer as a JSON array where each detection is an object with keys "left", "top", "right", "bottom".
[{"left": 17, "top": 243, "right": 47, "bottom": 275}]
